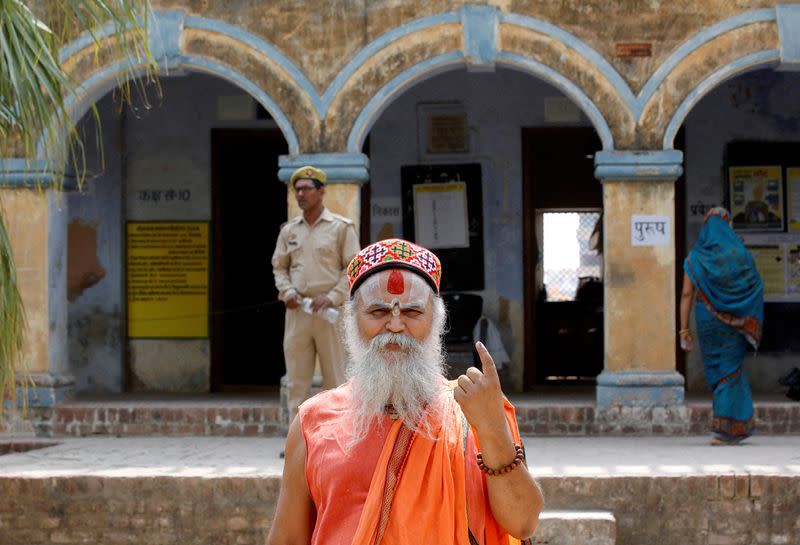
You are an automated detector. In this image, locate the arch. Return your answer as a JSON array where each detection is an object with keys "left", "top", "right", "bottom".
[
  {"left": 346, "top": 52, "right": 616, "bottom": 152},
  {"left": 342, "top": 9, "right": 626, "bottom": 152},
  {"left": 662, "top": 50, "right": 780, "bottom": 149},
  {"left": 43, "top": 10, "right": 302, "bottom": 155}
]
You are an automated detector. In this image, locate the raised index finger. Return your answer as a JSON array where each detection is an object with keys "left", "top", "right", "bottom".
[{"left": 475, "top": 341, "right": 499, "bottom": 380}]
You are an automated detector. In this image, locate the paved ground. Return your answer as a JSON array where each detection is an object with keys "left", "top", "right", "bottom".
[{"left": 2, "top": 435, "right": 799, "bottom": 478}]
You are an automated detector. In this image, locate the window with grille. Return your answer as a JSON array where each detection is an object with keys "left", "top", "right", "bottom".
[{"left": 541, "top": 211, "right": 602, "bottom": 302}]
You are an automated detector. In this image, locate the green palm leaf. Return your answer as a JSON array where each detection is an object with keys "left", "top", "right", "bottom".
[{"left": 0, "top": 0, "right": 157, "bottom": 415}]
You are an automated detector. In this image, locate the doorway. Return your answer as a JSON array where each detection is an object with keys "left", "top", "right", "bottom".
[
  {"left": 210, "top": 129, "right": 288, "bottom": 391},
  {"left": 522, "top": 127, "right": 603, "bottom": 388}
]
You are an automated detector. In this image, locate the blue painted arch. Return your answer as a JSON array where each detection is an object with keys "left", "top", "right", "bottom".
[
  {"left": 346, "top": 52, "right": 616, "bottom": 153},
  {"left": 662, "top": 50, "right": 780, "bottom": 149},
  {"left": 45, "top": 12, "right": 301, "bottom": 155}
]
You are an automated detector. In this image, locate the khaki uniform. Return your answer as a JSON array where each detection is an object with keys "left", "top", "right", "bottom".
[{"left": 272, "top": 207, "right": 360, "bottom": 421}]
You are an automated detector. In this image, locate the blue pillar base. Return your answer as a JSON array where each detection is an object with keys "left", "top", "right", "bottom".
[
  {"left": 596, "top": 371, "right": 685, "bottom": 408},
  {"left": 6, "top": 373, "right": 75, "bottom": 410}
]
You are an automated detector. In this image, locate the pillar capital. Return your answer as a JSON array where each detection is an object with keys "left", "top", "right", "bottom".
[
  {"left": 594, "top": 150, "right": 683, "bottom": 182},
  {"left": 0, "top": 159, "right": 76, "bottom": 189},
  {"left": 278, "top": 153, "right": 369, "bottom": 184}
]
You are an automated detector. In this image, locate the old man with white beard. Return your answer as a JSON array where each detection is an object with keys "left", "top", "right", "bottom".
[{"left": 267, "top": 239, "right": 543, "bottom": 545}]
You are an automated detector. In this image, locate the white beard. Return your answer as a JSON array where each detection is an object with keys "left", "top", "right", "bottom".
[{"left": 342, "top": 301, "right": 447, "bottom": 449}]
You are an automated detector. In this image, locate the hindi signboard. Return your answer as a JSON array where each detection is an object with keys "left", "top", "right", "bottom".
[
  {"left": 631, "top": 215, "right": 670, "bottom": 246},
  {"left": 127, "top": 222, "right": 210, "bottom": 338}
]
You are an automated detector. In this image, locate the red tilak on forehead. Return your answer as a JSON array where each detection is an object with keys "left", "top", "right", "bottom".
[{"left": 387, "top": 269, "right": 405, "bottom": 294}]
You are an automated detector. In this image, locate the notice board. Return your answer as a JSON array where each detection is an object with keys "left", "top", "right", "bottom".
[
  {"left": 127, "top": 222, "right": 210, "bottom": 338},
  {"left": 401, "top": 163, "right": 484, "bottom": 291}
]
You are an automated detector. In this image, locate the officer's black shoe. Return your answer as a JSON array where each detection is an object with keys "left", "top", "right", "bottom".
[
  {"left": 778, "top": 367, "right": 800, "bottom": 387},
  {"left": 787, "top": 385, "right": 800, "bottom": 402}
]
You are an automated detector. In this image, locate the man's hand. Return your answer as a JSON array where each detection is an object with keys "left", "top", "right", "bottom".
[
  {"left": 453, "top": 341, "right": 508, "bottom": 436},
  {"left": 311, "top": 295, "right": 333, "bottom": 313},
  {"left": 285, "top": 293, "right": 301, "bottom": 310}
]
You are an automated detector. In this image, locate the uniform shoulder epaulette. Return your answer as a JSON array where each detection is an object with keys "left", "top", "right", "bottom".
[
  {"left": 281, "top": 216, "right": 303, "bottom": 229},
  {"left": 331, "top": 213, "right": 354, "bottom": 225}
]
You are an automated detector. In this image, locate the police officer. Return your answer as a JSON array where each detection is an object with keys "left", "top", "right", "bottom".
[{"left": 272, "top": 166, "right": 360, "bottom": 423}]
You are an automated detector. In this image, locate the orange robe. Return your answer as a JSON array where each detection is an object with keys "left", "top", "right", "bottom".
[{"left": 299, "top": 380, "right": 526, "bottom": 545}]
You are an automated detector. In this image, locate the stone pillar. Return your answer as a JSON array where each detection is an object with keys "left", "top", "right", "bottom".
[
  {"left": 278, "top": 152, "right": 369, "bottom": 224},
  {"left": 0, "top": 160, "right": 75, "bottom": 414},
  {"left": 593, "top": 151, "right": 684, "bottom": 409}
]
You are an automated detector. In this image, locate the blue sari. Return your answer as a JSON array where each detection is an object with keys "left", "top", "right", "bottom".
[{"left": 684, "top": 208, "right": 764, "bottom": 441}]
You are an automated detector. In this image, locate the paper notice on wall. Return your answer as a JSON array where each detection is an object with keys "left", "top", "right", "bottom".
[
  {"left": 413, "top": 182, "right": 469, "bottom": 249},
  {"left": 127, "top": 222, "right": 209, "bottom": 338},
  {"left": 788, "top": 245, "right": 800, "bottom": 295},
  {"left": 747, "top": 244, "right": 785, "bottom": 297},
  {"left": 788, "top": 167, "right": 800, "bottom": 233},
  {"left": 631, "top": 215, "right": 670, "bottom": 246},
  {"left": 371, "top": 197, "right": 403, "bottom": 241}
]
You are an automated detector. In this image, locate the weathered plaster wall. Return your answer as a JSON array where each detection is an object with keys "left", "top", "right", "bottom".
[
  {"left": 65, "top": 73, "right": 282, "bottom": 393},
  {"left": 67, "top": 96, "right": 124, "bottom": 393},
  {"left": 683, "top": 68, "right": 800, "bottom": 393},
  {"left": 148, "top": 0, "right": 780, "bottom": 95},
  {"left": 1, "top": 191, "right": 56, "bottom": 375},
  {"left": 369, "top": 67, "right": 595, "bottom": 390}
]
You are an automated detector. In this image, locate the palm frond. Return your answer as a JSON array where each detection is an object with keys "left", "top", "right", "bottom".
[{"left": 0, "top": 0, "right": 158, "bottom": 414}]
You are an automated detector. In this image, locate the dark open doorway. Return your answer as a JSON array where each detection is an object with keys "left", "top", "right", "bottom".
[
  {"left": 211, "top": 129, "right": 288, "bottom": 391},
  {"left": 522, "top": 127, "right": 603, "bottom": 388}
]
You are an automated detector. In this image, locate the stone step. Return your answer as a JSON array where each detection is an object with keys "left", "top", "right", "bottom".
[
  {"left": 534, "top": 510, "right": 616, "bottom": 545},
  {"left": 1, "top": 436, "right": 798, "bottom": 545},
  {"left": 41, "top": 399, "right": 800, "bottom": 437}
]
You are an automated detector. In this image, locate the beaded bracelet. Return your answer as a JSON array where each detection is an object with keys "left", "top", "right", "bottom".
[{"left": 476, "top": 444, "right": 524, "bottom": 476}]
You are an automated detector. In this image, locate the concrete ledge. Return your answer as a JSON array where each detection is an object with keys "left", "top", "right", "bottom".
[{"left": 534, "top": 510, "right": 616, "bottom": 545}]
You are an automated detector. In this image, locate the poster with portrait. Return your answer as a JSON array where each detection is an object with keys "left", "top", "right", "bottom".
[{"left": 729, "top": 166, "right": 784, "bottom": 231}]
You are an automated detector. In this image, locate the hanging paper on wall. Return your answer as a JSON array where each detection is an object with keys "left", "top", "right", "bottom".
[
  {"left": 747, "top": 244, "right": 785, "bottom": 297},
  {"left": 413, "top": 182, "right": 469, "bottom": 249}
]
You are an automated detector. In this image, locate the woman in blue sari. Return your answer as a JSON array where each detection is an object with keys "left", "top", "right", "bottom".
[{"left": 679, "top": 207, "right": 764, "bottom": 445}]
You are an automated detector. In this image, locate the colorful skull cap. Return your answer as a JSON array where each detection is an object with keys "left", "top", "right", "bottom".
[
  {"left": 347, "top": 239, "right": 442, "bottom": 296},
  {"left": 290, "top": 165, "right": 327, "bottom": 186}
]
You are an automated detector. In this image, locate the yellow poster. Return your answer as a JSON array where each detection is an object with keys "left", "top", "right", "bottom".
[
  {"left": 729, "top": 166, "right": 784, "bottom": 231},
  {"left": 127, "top": 222, "right": 209, "bottom": 338},
  {"left": 747, "top": 244, "right": 785, "bottom": 297},
  {"left": 788, "top": 167, "right": 800, "bottom": 233}
]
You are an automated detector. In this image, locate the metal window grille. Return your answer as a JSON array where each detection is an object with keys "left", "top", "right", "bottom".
[{"left": 542, "top": 211, "right": 602, "bottom": 302}]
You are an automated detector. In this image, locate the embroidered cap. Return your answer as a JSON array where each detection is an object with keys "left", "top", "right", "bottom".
[
  {"left": 347, "top": 239, "right": 442, "bottom": 296},
  {"left": 290, "top": 165, "right": 327, "bottom": 186}
]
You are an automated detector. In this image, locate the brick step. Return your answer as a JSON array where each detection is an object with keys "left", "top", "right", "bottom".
[
  {"left": 1, "top": 464, "right": 797, "bottom": 545},
  {"left": 45, "top": 400, "right": 800, "bottom": 438},
  {"left": 534, "top": 510, "right": 616, "bottom": 545}
]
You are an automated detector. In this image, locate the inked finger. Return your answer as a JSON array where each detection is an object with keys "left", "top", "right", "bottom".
[{"left": 475, "top": 342, "right": 499, "bottom": 379}]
